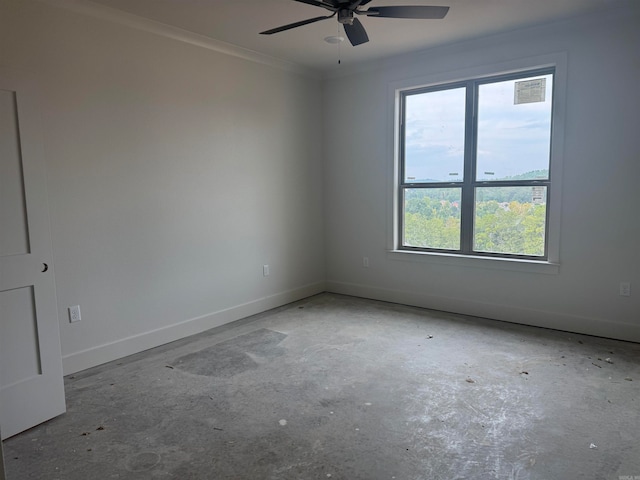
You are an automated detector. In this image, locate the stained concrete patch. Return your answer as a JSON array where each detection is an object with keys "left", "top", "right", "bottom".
[{"left": 172, "top": 328, "right": 287, "bottom": 377}]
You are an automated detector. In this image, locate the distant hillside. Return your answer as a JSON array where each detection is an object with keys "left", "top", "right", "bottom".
[
  {"left": 498, "top": 169, "right": 549, "bottom": 181},
  {"left": 405, "top": 169, "right": 550, "bottom": 204},
  {"left": 407, "top": 169, "right": 549, "bottom": 184}
]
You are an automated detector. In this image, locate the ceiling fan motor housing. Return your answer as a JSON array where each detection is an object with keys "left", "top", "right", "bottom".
[{"left": 338, "top": 9, "right": 355, "bottom": 25}]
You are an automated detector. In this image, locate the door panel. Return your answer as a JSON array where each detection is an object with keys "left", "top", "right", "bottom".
[
  {"left": 0, "top": 89, "right": 30, "bottom": 257},
  {"left": 0, "top": 71, "right": 65, "bottom": 440},
  {"left": 0, "top": 287, "right": 41, "bottom": 386}
]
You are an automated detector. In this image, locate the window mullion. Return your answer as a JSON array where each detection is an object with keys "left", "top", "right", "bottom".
[{"left": 460, "top": 81, "right": 476, "bottom": 254}]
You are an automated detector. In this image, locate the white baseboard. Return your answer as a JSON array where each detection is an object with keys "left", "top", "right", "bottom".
[
  {"left": 62, "top": 282, "right": 326, "bottom": 375},
  {"left": 326, "top": 281, "right": 640, "bottom": 343},
  {"left": 63, "top": 280, "right": 638, "bottom": 375}
]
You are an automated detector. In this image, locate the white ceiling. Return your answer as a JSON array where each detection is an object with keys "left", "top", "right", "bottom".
[{"left": 85, "top": 0, "right": 629, "bottom": 72}]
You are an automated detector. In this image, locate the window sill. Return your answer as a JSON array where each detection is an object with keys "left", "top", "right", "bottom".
[{"left": 387, "top": 250, "right": 559, "bottom": 274}]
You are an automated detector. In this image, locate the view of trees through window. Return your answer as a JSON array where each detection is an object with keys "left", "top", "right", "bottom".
[
  {"left": 404, "top": 172, "right": 547, "bottom": 256},
  {"left": 400, "top": 71, "right": 553, "bottom": 258}
]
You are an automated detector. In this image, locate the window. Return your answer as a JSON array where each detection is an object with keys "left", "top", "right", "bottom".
[{"left": 398, "top": 69, "right": 555, "bottom": 260}]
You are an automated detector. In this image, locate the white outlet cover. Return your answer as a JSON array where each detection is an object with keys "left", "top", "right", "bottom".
[{"left": 69, "top": 305, "right": 81, "bottom": 323}]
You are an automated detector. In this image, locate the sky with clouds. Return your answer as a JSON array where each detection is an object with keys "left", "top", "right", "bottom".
[{"left": 404, "top": 74, "right": 553, "bottom": 183}]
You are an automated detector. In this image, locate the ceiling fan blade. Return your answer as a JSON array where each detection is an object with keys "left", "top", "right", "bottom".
[
  {"left": 365, "top": 6, "right": 449, "bottom": 19},
  {"left": 260, "top": 14, "right": 334, "bottom": 35},
  {"left": 343, "top": 17, "right": 369, "bottom": 46}
]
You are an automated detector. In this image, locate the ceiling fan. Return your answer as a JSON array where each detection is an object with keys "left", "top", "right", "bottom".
[{"left": 260, "top": 0, "right": 449, "bottom": 46}]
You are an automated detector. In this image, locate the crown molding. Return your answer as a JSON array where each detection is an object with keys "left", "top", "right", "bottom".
[{"left": 37, "top": 0, "right": 319, "bottom": 78}]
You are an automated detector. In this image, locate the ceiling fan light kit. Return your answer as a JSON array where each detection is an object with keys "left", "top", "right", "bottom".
[
  {"left": 260, "top": 0, "right": 449, "bottom": 46},
  {"left": 324, "top": 35, "right": 345, "bottom": 44}
]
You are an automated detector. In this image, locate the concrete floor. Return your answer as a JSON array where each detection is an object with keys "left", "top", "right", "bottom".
[{"left": 4, "top": 293, "right": 640, "bottom": 479}]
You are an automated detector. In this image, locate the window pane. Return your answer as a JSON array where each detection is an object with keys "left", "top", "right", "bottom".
[
  {"left": 404, "top": 87, "right": 466, "bottom": 183},
  {"left": 474, "top": 186, "right": 547, "bottom": 256},
  {"left": 403, "top": 188, "right": 461, "bottom": 250},
  {"left": 476, "top": 74, "right": 553, "bottom": 181}
]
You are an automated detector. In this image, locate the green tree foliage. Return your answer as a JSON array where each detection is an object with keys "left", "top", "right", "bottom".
[
  {"left": 474, "top": 201, "right": 546, "bottom": 255},
  {"left": 404, "top": 186, "right": 546, "bottom": 256},
  {"left": 404, "top": 190, "right": 461, "bottom": 250},
  {"left": 405, "top": 213, "right": 460, "bottom": 250}
]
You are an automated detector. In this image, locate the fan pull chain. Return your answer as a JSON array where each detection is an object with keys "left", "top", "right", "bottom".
[{"left": 337, "top": 25, "right": 342, "bottom": 65}]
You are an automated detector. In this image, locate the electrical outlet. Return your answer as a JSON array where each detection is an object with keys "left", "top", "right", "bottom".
[
  {"left": 619, "top": 282, "right": 631, "bottom": 297},
  {"left": 263, "top": 265, "right": 270, "bottom": 277},
  {"left": 69, "top": 305, "right": 81, "bottom": 323},
  {"left": 363, "top": 257, "right": 369, "bottom": 268}
]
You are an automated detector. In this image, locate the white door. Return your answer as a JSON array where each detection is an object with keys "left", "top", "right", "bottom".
[{"left": 0, "top": 70, "right": 65, "bottom": 440}]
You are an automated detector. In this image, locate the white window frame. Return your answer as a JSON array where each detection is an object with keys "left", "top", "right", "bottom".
[{"left": 387, "top": 53, "right": 567, "bottom": 274}]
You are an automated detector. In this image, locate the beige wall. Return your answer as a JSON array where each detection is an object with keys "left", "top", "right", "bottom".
[{"left": 0, "top": 0, "right": 325, "bottom": 373}]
